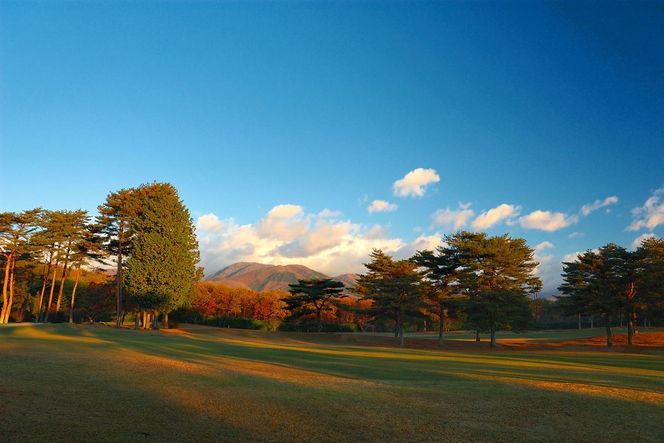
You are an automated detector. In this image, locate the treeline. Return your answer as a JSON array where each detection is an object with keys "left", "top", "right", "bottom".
[
  {"left": 207, "top": 231, "right": 662, "bottom": 348},
  {"left": 558, "top": 240, "right": 664, "bottom": 346},
  {"left": 176, "top": 282, "right": 373, "bottom": 332},
  {"left": 0, "top": 182, "right": 200, "bottom": 328},
  {"left": 4, "top": 185, "right": 662, "bottom": 347},
  {"left": 187, "top": 232, "right": 542, "bottom": 347}
]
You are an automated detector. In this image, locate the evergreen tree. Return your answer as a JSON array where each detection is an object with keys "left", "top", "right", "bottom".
[
  {"left": 559, "top": 244, "right": 633, "bottom": 347},
  {"left": 97, "top": 187, "right": 142, "bottom": 327},
  {"left": 446, "top": 232, "right": 541, "bottom": 347},
  {"left": 356, "top": 250, "right": 424, "bottom": 346},
  {"left": 413, "top": 246, "right": 460, "bottom": 346},
  {"left": 286, "top": 278, "right": 345, "bottom": 332},
  {"left": 124, "top": 183, "right": 200, "bottom": 329},
  {"left": 636, "top": 237, "right": 664, "bottom": 328},
  {"left": 0, "top": 209, "right": 41, "bottom": 323}
]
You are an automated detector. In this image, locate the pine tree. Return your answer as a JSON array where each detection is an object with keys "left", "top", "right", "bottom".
[
  {"left": 286, "top": 278, "right": 345, "bottom": 332},
  {"left": 445, "top": 232, "right": 541, "bottom": 348},
  {"left": 0, "top": 209, "right": 41, "bottom": 323},
  {"left": 559, "top": 244, "right": 633, "bottom": 347},
  {"left": 356, "top": 250, "right": 424, "bottom": 346},
  {"left": 97, "top": 188, "right": 142, "bottom": 327}
]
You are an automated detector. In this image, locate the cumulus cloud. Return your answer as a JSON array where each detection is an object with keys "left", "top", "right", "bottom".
[
  {"left": 318, "top": 208, "right": 341, "bottom": 218},
  {"left": 628, "top": 188, "right": 664, "bottom": 231},
  {"left": 580, "top": 196, "right": 619, "bottom": 216},
  {"left": 568, "top": 231, "right": 584, "bottom": 239},
  {"left": 367, "top": 199, "right": 398, "bottom": 214},
  {"left": 196, "top": 213, "right": 224, "bottom": 234},
  {"left": 431, "top": 203, "right": 475, "bottom": 230},
  {"left": 393, "top": 168, "right": 440, "bottom": 197},
  {"left": 631, "top": 233, "right": 657, "bottom": 250},
  {"left": 471, "top": 204, "right": 520, "bottom": 230},
  {"left": 196, "top": 205, "right": 439, "bottom": 277},
  {"left": 518, "top": 210, "right": 578, "bottom": 232},
  {"left": 534, "top": 241, "right": 554, "bottom": 254}
]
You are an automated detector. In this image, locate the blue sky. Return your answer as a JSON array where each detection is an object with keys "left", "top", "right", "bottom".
[{"left": 1, "top": 1, "right": 663, "bottom": 292}]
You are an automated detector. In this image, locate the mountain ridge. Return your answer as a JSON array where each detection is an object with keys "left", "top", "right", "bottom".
[{"left": 208, "top": 262, "right": 358, "bottom": 292}]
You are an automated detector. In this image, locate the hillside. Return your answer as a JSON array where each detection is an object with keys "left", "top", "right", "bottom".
[
  {"left": 209, "top": 262, "right": 328, "bottom": 292},
  {"left": 208, "top": 262, "right": 358, "bottom": 292}
]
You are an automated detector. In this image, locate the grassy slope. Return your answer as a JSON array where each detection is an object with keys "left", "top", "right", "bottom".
[{"left": 0, "top": 324, "right": 663, "bottom": 442}]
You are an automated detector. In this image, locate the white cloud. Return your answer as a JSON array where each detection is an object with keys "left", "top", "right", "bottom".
[
  {"left": 534, "top": 241, "right": 554, "bottom": 254},
  {"left": 431, "top": 203, "right": 475, "bottom": 230},
  {"left": 393, "top": 168, "right": 440, "bottom": 197},
  {"left": 518, "top": 210, "right": 578, "bottom": 232},
  {"left": 471, "top": 204, "right": 520, "bottom": 230},
  {"left": 580, "top": 196, "right": 619, "bottom": 216},
  {"left": 195, "top": 205, "right": 435, "bottom": 277},
  {"left": 318, "top": 208, "right": 341, "bottom": 218},
  {"left": 196, "top": 213, "right": 224, "bottom": 234},
  {"left": 631, "top": 233, "right": 657, "bottom": 250},
  {"left": 568, "top": 231, "right": 584, "bottom": 239},
  {"left": 628, "top": 188, "right": 664, "bottom": 231},
  {"left": 367, "top": 199, "right": 398, "bottom": 214},
  {"left": 256, "top": 204, "right": 307, "bottom": 241}
]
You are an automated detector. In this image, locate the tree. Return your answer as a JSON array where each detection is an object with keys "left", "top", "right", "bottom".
[
  {"left": 97, "top": 187, "right": 142, "bottom": 327},
  {"left": 635, "top": 237, "right": 664, "bottom": 329},
  {"left": 124, "top": 183, "right": 200, "bottom": 329},
  {"left": 413, "top": 247, "right": 460, "bottom": 346},
  {"left": 559, "top": 244, "right": 633, "bottom": 347},
  {"left": 68, "top": 224, "right": 103, "bottom": 323},
  {"left": 286, "top": 278, "right": 345, "bottom": 332},
  {"left": 0, "top": 209, "right": 41, "bottom": 323},
  {"left": 50, "top": 210, "right": 90, "bottom": 317},
  {"left": 356, "top": 250, "right": 424, "bottom": 346},
  {"left": 445, "top": 232, "right": 541, "bottom": 348}
]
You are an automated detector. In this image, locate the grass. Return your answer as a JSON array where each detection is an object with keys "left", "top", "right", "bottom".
[{"left": 0, "top": 324, "right": 663, "bottom": 442}]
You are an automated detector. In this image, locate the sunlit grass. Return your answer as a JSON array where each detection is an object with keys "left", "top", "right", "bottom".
[{"left": 0, "top": 324, "right": 662, "bottom": 441}]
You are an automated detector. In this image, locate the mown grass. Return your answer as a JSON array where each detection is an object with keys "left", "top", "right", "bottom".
[{"left": 0, "top": 324, "right": 662, "bottom": 442}]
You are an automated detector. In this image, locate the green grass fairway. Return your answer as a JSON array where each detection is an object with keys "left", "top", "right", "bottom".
[{"left": 1, "top": 324, "right": 663, "bottom": 442}]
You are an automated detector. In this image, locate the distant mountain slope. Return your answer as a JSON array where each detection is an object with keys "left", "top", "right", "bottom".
[
  {"left": 209, "top": 262, "right": 329, "bottom": 292},
  {"left": 332, "top": 273, "right": 358, "bottom": 289}
]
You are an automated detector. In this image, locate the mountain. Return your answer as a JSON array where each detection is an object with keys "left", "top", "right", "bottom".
[
  {"left": 332, "top": 273, "right": 359, "bottom": 289},
  {"left": 208, "top": 262, "right": 359, "bottom": 292},
  {"left": 209, "top": 262, "right": 328, "bottom": 292}
]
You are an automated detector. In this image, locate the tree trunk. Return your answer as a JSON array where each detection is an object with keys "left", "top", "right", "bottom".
[
  {"left": 5, "top": 257, "right": 16, "bottom": 323},
  {"left": 627, "top": 310, "right": 636, "bottom": 346},
  {"left": 134, "top": 310, "right": 140, "bottom": 329},
  {"left": 163, "top": 312, "right": 169, "bottom": 329},
  {"left": 605, "top": 316, "right": 613, "bottom": 348},
  {"left": 590, "top": 315, "right": 594, "bottom": 329},
  {"left": 55, "top": 255, "right": 70, "bottom": 313},
  {"left": 152, "top": 310, "right": 159, "bottom": 330},
  {"left": 475, "top": 330, "right": 480, "bottom": 342},
  {"left": 438, "top": 305, "right": 444, "bottom": 347},
  {"left": 44, "top": 265, "right": 58, "bottom": 322},
  {"left": 399, "top": 307, "right": 404, "bottom": 347},
  {"left": 68, "top": 267, "right": 81, "bottom": 324},
  {"left": 1, "top": 253, "right": 11, "bottom": 324},
  {"left": 36, "top": 258, "right": 53, "bottom": 322},
  {"left": 115, "top": 234, "right": 123, "bottom": 328},
  {"left": 490, "top": 327, "right": 496, "bottom": 348},
  {"left": 316, "top": 309, "right": 323, "bottom": 333},
  {"left": 578, "top": 313, "right": 581, "bottom": 330}
]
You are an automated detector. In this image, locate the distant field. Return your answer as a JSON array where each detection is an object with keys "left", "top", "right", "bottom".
[{"left": 1, "top": 324, "right": 663, "bottom": 442}]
